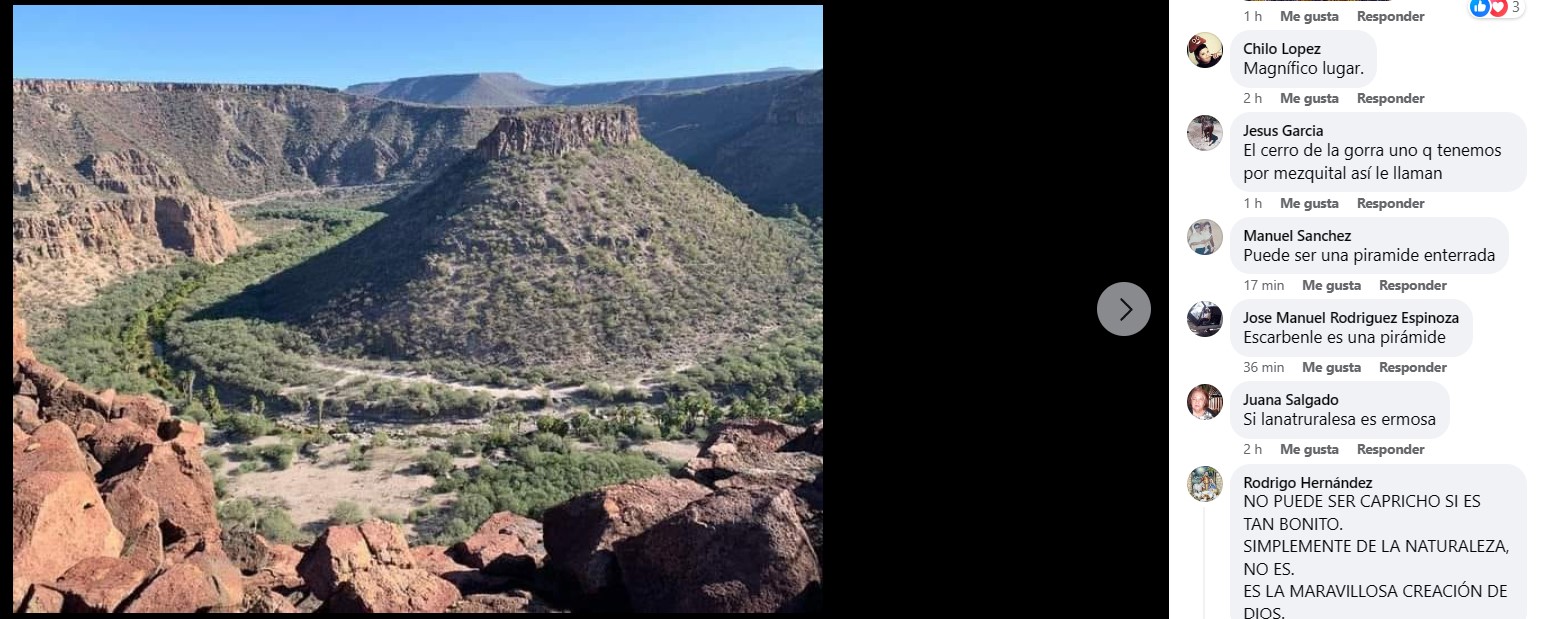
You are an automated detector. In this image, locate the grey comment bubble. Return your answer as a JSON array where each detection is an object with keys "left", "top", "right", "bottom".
[
  {"left": 1231, "top": 464, "right": 1527, "bottom": 619},
  {"left": 1232, "top": 218, "right": 1508, "bottom": 274},
  {"left": 1233, "top": 30, "right": 1377, "bottom": 88},
  {"left": 1234, "top": 299, "right": 1472, "bottom": 357},
  {"left": 1230, "top": 113, "right": 1526, "bottom": 192},
  {"left": 1232, "top": 381, "right": 1448, "bottom": 439}
]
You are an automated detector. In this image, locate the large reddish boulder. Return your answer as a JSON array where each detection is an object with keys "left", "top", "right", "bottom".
[
  {"left": 14, "top": 395, "right": 42, "bottom": 431},
  {"left": 223, "top": 530, "right": 273, "bottom": 575},
  {"left": 12, "top": 470, "right": 125, "bottom": 584},
  {"left": 112, "top": 394, "right": 172, "bottom": 433},
  {"left": 328, "top": 566, "right": 461, "bottom": 613},
  {"left": 86, "top": 417, "right": 161, "bottom": 473},
  {"left": 159, "top": 418, "right": 206, "bottom": 448},
  {"left": 542, "top": 477, "right": 711, "bottom": 610},
  {"left": 297, "top": 520, "right": 416, "bottom": 601},
  {"left": 697, "top": 419, "right": 804, "bottom": 457},
  {"left": 688, "top": 449, "right": 824, "bottom": 487},
  {"left": 246, "top": 543, "right": 306, "bottom": 591},
  {"left": 357, "top": 519, "right": 416, "bottom": 567},
  {"left": 298, "top": 520, "right": 458, "bottom": 612},
  {"left": 100, "top": 481, "right": 165, "bottom": 570},
  {"left": 53, "top": 556, "right": 151, "bottom": 613},
  {"left": 12, "top": 577, "right": 29, "bottom": 613},
  {"left": 615, "top": 487, "right": 822, "bottom": 613},
  {"left": 16, "top": 358, "right": 67, "bottom": 401},
  {"left": 13, "top": 420, "right": 94, "bottom": 475},
  {"left": 780, "top": 419, "right": 823, "bottom": 456},
  {"left": 413, "top": 545, "right": 511, "bottom": 594},
  {"left": 101, "top": 440, "right": 220, "bottom": 543},
  {"left": 20, "top": 584, "right": 64, "bottom": 613},
  {"left": 121, "top": 563, "right": 219, "bottom": 613},
  {"left": 452, "top": 512, "right": 541, "bottom": 576},
  {"left": 184, "top": 549, "right": 245, "bottom": 609}
]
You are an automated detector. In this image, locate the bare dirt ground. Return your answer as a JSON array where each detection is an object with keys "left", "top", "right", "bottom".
[
  {"left": 224, "top": 182, "right": 411, "bottom": 209},
  {"left": 218, "top": 437, "right": 450, "bottom": 535},
  {"left": 313, "top": 361, "right": 584, "bottom": 400},
  {"left": 312, "top": 359, "right": 694, "bottom": 400},
  {"left": 637, "top": 440, "right": 700, "bottom": 463}
]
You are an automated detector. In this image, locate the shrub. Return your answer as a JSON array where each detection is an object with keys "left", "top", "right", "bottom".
[
  {"left": 447, "top": 432, "right": 477, "bottom": 457},
  {"left": 617, "top": 386, "right": 649, "bottom": 403},
  {"left": 222, "top": 413, "right": 274, "bottom": 440},
  {"left": 217, "top": 498, "right": 256, "bottom": 531},
  {"left": 329, "top": 501, "right": 366, "bottom": 525},
  {"left": 532, "top": 432, "right": 571, "bottom": 454},
  {"left": 535, "top": 415, "right": 568, "bottom": 437},
  {"left": 181, "top": 400, "right": 210, "bottom": 423},
  {"left": 236, "top": 461, "right": 261, "bottom": 475},
  {"left": 584, "top": 381, "right": 616, "bottom": 403},
  {"left": 418, "top": 450, "right": 455, "bottom": 477},
  {"left": 347, "top": 443, "right": 372, "bottom": 471},
  {"left": 441, "top": 518, "right": 475, "bottom": 543},
  {"left": 626, "top": 422, "right": 662, "bottom": 441},
  {"left": 257, "top": 506, "right": 306, "bottom": 543},
  {"left": 370, "top": 431, "right": 389, "bottom": 448},
  {"left": 204, "top": 450, "right": 227, "bottom": 470},
  {"left": 255, "top": 444, "right": 296, "bottom": 470},
  {"left": 373, "top": 509, "right": 405, "bottom": 525}
]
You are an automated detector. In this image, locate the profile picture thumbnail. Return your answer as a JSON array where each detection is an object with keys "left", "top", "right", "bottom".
[
  {"left": 1189, "top": 466, "right": 1222, "bottom": 502},
  {"left": 1187, "top": 301, "right": 1223, "bottom": 337},
  {"left": 1187, "top": 32, "right": 1223, "bottom": 68},
  {"left": 1188, "top": 115, "right": 1222, "bottom": 151},
  {"left": 1187, "top": 384, "right": 1223, "bottom": 420},
  {"left": 1188, "top": 219, "right": 1221, "bottom": 256}
]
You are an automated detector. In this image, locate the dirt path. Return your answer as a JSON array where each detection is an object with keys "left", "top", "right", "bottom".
[
  {"left": 312, "top": 358, "right": 696, "bottom": 401},
  {"left": 224, "top": 183, "right": 411, "bottom": 209},
  {"left": 313, "top": 361, "right": 586, "bottom": 400}
]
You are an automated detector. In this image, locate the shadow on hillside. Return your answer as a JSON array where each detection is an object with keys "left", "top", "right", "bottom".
[{"left": 190, "top": 159, "right": 486, "bottom": 353}]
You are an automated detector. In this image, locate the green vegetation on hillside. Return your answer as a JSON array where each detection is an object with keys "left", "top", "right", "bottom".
[
  {"left": 33, "top": 207, "right": 379, "bottom": 405},
  {"left": 215, "top": 139, "right": 822, "bottom": 377}
]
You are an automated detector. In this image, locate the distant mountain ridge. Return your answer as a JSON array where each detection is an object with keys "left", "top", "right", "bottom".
[{"left": 344, "top": 69, "right": 813, "bottom": 107}]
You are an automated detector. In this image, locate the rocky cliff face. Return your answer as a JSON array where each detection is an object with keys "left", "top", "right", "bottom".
[
  {"left": 12, "top": 279, "right": 243, "bottom": 613},
  {"left": 13, "top": 80, "right": 508, "bottom": 322},
  {"left": 474, "top": 107, "right": 640, "bottom": 160},
  {"left": 13, "top": 196, "right": 238, "bottom": 267}
]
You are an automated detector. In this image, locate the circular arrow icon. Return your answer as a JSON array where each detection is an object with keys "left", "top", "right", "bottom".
[
  {"left": 1491, "top": 0, "right": 1509, "bottom": 16},
  {"left": 1471, "top": 0, "right": 1493, "bottom": 16}
]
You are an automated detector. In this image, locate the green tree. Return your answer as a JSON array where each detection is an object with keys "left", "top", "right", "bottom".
[{"left": 204, "top": 385, "right": 226, "bottom": 420}]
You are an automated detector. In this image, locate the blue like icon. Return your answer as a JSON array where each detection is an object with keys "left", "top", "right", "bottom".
[{"left": 1470, "top": 0, "right": 1493, "bottom": 16}]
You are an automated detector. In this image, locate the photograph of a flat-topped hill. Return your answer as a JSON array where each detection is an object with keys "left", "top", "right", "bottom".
[{"left": 12, "top": 5, "right": 822, "bottom": 614}]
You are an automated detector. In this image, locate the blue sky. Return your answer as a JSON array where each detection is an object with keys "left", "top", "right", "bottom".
[{"left": 12, "top": 5, "right": 822, "bottom": 88}]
